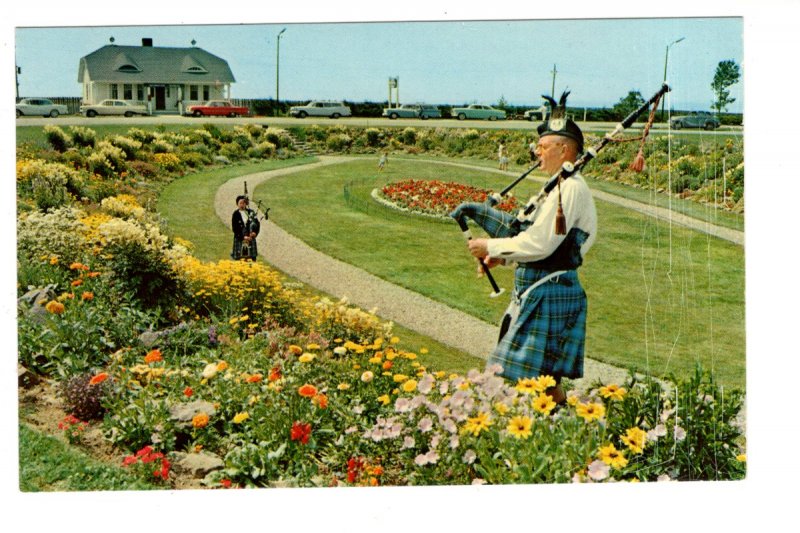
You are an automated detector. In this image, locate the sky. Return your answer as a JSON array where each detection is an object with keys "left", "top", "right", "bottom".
[{"left": 13, "top": 18, "right": 743, "bottom": 112}]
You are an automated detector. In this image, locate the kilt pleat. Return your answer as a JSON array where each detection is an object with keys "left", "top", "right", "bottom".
[{"left": 488, "top": 268, "right": 587, "bottom": 382}]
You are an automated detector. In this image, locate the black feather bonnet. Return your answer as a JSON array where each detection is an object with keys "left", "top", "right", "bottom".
[{"left": 537, "top": 90, "right": 584, "bottom": 153}]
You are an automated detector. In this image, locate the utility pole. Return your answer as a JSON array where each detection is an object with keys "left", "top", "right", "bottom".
[
  {"left": 16, "top": 65, "right": 21, "bottom": 100},
  {"left": 550, "top": 64, "right": 557, "bottom": 97},
  {"left": 275, "top": 28, "right": 286, "bottom": 116},
  {"left": 662, "top": 37, "right": 684, "bottom": 121}
]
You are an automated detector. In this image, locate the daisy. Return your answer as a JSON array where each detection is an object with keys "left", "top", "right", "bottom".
[
  {"left": 597, "top": 444, "right": 628, "bottom": 469},
  {"left": 576, "top": 402, "right": 606, "bottom": 422},
  {"left": 506, "top": 416, "right": 532, "bottom": 439},
  {"left": 532, "top": 393, "right": 557, "bottom": 415}
]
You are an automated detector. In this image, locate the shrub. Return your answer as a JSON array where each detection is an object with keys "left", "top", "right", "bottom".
[
  {"left": 247, "top": 141, "right": 277, "bottom": 159},
  {"left": 126, "top": 128, "right": 158, "bottom": 144},
  {"left": 16, "top": 207, "right": 89, "bottom": 265},
  {"left": 401, "top": 127, "right": 417, "bottom": 145},
  {"left": 43, "top": 125, "right": 71, "bottom": 152},
  {"left": 152, "top": 153, "right": 184, "bottom": 172},
  {"left": 326, "top": 133, "right": 352, "bottom": 152},
  {"left": 96, "top": 141, "right": 127, "bottom": 171},
  {"left": 68, "top": 126, "right": 97, "bottom": 148},
  {"left": 16, "top": 159, "right": 81, "bottom": 210},
  {"left": 219, "top": 142, "right": 246, "bottom": 160},
  {"left": 365, "top": 128, "right": 381, "bottom": 147},
  {"left": 128, "top": 160, "right": 160, "bottom": 179},
  {"left": 108, "top": 135, "right": 143, "bottom": 160},
  {"left": 60, "top": 372, "right": 111, "bottom": 420},
  {"left": 86, "top": 152, "right": 116, "bottom": 178}
]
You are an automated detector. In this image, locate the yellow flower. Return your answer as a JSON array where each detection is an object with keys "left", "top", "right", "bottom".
[
  {"left": 506, "top": 416, "right": 532, "bottom": 439},
  {"left": 232, "top": 412, "right": 250, "bottom": 424},
  {"left": 337, "top": 383, "right": 351, "bottom": 391},
  {"left": 401, "top": 379, "right": 418, "bottom": 393},
  {"left": 532, "top": 393, "right": 557, "bottom": 415},
  {"left": 299, "top": 353, "right": 315, "bottom": 363},
  {"left": 306, "top": 343, "right": 320, "bottom": 350},
  {"left": 576, "top": 402, "right": 606, "bottom": 422},
  {"left": 515, "top": 378, "right": 542, "bottom": 395},
  {"left": 216, "top": 361, "right": 229, "bottom": 372},
  {"left": 45, "top": 300, "right": 65, "bottom": 315},
  {"left": 493, "top": 402, "right": 509, "bottom": 415},
  {"left": 536, "top": 375, "right": 557, "bottom": 390},
  {"left": 420, "top": 347, "right": 429, "bottom": 354},
  {"left": 390, "top": 336, "right": 400, "bottom": 344},
  {"left": 288, "top": 345, "right": 303, "bottom": 355},
  {"left": 377, "top": 394, "right": 391, "bottom": 405},
  {"left": 620, "top": 427, "right": 647, "bottom": 454},
  {"left": 462, "top": 411, "right": 492, "bottom": 437},
  {"left": 736, "top": 454, "right": 747, "bottom": 462},
  {"left": 201, "top": 363, "right": 218, "bottom": 379},
  {"left": 599, "top": 384, "right": 627, "bottom": 401},
  {"left": 392, "top": 374, "right": 409, "bottom": 383},
  {"left": 566, "top": 393, "right": 580, "bottom": 406},
  {"left": 368, "top": 356, "right": 383, "bottom": 364},
  {"left": 597, "top": 443, "right": 628, "bottom": 469}
]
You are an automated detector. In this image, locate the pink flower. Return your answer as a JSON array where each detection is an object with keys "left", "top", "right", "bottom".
[{"left": 587, "top": 460, "right": 610, "bottom": 481}]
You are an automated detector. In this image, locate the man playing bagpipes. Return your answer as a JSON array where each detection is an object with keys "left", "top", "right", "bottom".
[
  {"left": 231, "top": 194, "right": 261, "bottom": 261},
  {"left": 452, "top": 92, "right": 597, "bottom": 404}
]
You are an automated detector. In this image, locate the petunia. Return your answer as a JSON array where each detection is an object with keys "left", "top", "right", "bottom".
[
  {"left": 674, "top": 426, "right": 687, "bottom": 441},
  {"left": 587, "top": 460, "right": 610, "bottom": 481},
  {"left": 417, "top": 416, "right": 433, "bottom": 432}
]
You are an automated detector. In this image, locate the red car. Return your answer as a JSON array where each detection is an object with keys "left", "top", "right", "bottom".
[{"left": 186, "top": 100, "right": 249, "bottom": 117}]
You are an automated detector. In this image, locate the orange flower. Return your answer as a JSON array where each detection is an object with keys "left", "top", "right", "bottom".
[
  {"left": 45, "top": 300, "right": 65, "bottom": 314},
  {"left": 298, "top": 384, "right": 318, "bottom": 398},
  {"left": 192, "top": 412, "right": 210, "bottom": 429},
  {"left": 89, "top": 372, "right": 109, "bottom": 385},
  {"left": 268, "top": 366, "right": 282, "bottom": 382},
  {"left": 216, "top": 361, "right": 229, "bottom": 372},
  {"left": 81, "top": 291, "right": 94, "bottom": 301},
  {"left": 288, "top": 345, "right": 303, "bottom": 356},
  {"left": 69, "top": 262, "right": 89, "bottom": 271},
  {"left": 87, "top": 271, "right": 101, "bottom": 278},
  {"left": 247, "top": 374, "right": 263, "bottom": 383},
  {"left": 312, "top": 393, "right": 329, "bottom": 409},
  {"left": 382, "top": 360, "right": 394, "bottom": 371},
  {"left": 183, "top": 386, "right": 193, "bottom": 398},
  {"left": 144, "top": 349, "right": 163, "bottom": 364},
  {"left": 71, "top": 279, "right": 83, "bottom": 287}
]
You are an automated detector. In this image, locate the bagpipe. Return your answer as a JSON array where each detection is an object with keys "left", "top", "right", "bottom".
[{"left": 450, "top": 83, "right": 671, "bottom": 297}]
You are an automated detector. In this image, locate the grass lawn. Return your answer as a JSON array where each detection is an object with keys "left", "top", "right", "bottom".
[{"left": 257, "top": 157, "right": 745, "bottom": 389}]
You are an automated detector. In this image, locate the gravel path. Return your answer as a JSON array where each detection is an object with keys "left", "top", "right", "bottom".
[{"left": 215, "top": 156, "right": 743, "bottom": 389}]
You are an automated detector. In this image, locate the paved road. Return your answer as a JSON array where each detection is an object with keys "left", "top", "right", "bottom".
[{"left": 15, "top": 114, "right": 743, "bottom": 136}]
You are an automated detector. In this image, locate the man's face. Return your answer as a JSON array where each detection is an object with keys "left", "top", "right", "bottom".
[
  {"left": 238, "top": 198, "right": 248, "bottom": 210},
  {"left": 535, "top": 136, "right": 570, "bottom": 175}
]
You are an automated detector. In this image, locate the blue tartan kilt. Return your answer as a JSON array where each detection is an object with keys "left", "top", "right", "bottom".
[
  {"left": 449, "top": 202, "right": 519, "bottom": 238},
  {"left": 488, "top": 267, "right": 587, "bottom": 382}
]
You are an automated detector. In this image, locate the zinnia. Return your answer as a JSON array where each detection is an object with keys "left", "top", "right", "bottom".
[
  {"left": 290, "top": 421, "right": 312, "bottom": 444},
  {"left": 144, "top": 349, "right": 163, "bottom": 364},
  {"left": 298, "top": 384, "right": 318, "bottom": 398},
  {"left": 298, "top": 353, "right": 315, "bottom": 363},
  {"left": 89, "top": 372, "right": 109, "bottom": 385},
  {"left": 192, "top": 412, "right": 210, "bottom": 429}
]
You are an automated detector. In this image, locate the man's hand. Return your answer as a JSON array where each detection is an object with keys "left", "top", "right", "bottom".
[{"left": 468, "top": 238, "right": 489, "bottom": 259}]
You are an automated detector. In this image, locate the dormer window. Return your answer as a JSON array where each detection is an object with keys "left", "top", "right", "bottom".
[
  {"left": 117, "top": 64, "right": 141, "bottom": 73},
  {"left": 181, "top": 56, "right": 208, "bottom": 74}
]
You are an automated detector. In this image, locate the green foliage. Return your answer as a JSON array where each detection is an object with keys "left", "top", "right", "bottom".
[
  {"left": 43, "top": 125, "right": 71, "bottom": 152},
  {"left": 711, "top": 59, "right": 741, "bottom": 114},
  {"left": 611, "top": 90, "right": 646, "bottom": 121},
  {"left": 68, "top": 126, "right": 97, "bottom": 148}
]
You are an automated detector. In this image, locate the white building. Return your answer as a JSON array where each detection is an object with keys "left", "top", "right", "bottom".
[{"left": 78, "top": 38, "right": 237, "bottom": 115}]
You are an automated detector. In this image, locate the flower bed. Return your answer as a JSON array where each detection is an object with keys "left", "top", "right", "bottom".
[{"left": 377, "top": 178, "right": 518, "bottom": 218}]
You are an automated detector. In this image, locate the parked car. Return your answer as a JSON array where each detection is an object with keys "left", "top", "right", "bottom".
[
  {"left": 450, "top": 104, "right": 506, "bottom": 121},
  {"left": 382, "top": 103, "right": 441, "bottom": 119},
  {"left": 670, "top": 111, "right": 720, "bottom": 130},
  {"left": 522, "top": 104, "right": 550, "bottom": 122},
  {"left": 186, "top": 100, "right": 249, "bottom": 117},
  {"left": 289, "top": 101, "right": 352, "bottom": 118},
  {"left": 80, "top": 99, "right": 149, "bottom": 117},
  {"left": 16, "top": 98, "right": 69, "bottom": 118}
]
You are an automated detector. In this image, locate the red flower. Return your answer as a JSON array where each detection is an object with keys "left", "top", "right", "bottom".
[
  {"left": 246, "top": 373, "right": 263, "bottom": 383},
  {"left": 347, "top": 456, "right": 364, "bottom": 483},
  {"left": 220, "top": 479, "right": 232, "bottom": 488},
  {"left": 89, "top": 372, "right": 109, "bottom": 385},
  {"left": 183, "top": 386, "right": 193, "bottom": 398},
  {"left": 122, "top": 455, "right": 138, "bottom": 466},
  {"left": 297, "top": 384, "right": 318, "bottom": 398},
  {"left": 290, "top": 421, "right": 312, "bottom": 444},
  {"left": 268, "top": 366, "right": 282, "bottom": 382}
]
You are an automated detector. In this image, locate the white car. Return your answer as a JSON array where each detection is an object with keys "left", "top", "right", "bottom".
[
  {"left": 80, "top": 99, "right": 149, "bottom": 117},
  {"left": 16, "top": 98, "right": 69, "bottom": 118},
  {"left": 289, "top": 101, "right": 352, "bottom": 118}
]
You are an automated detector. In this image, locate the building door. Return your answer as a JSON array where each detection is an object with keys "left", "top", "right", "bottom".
[{"left": 154, "top": 87, "right": 166, "bottom": 111}]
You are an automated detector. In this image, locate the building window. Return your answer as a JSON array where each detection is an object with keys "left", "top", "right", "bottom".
[
  {"left": 123, "top": 84, "right": 133, "bottom": 100},
  {"left": 203, "top": 86, "right": 210, "bottom": 100},
  {"left": 190, "top": 85, "right": 198, "bottom": 100},
  {"left": 137, "top": 85, "right": 144, "bottom": 101},
  {"left": 111, "top": 84, "right": 118, "bottom": 98}
]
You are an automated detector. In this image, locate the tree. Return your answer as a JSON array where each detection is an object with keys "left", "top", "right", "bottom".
[
  {"left": 611, "top": 90, "right": 645, "bottom": 121},
  {"left": 496, "top": 95, "right": 508, "bottom": 111},
  {"left": 711, "top": 59, "right": 741, "bottom": 114}
]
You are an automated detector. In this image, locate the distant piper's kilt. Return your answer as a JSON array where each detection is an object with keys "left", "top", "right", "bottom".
[
  {"left": 488, "top": 267, "right": 587, "bottom": 382},
  {"left": 231, "top": 237, "right": 258, "bottom": 261}
]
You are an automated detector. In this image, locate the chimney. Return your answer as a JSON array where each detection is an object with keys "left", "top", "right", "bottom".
[{"left": 142, "top": 38, "right": 153, "bottom": 47}]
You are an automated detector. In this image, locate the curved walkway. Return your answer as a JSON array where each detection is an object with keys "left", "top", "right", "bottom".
[{"left": 215, "top": 156, "right": 742, "bottom": 388}]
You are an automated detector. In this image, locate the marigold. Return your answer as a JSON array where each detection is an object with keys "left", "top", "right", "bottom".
[
  {"left": 144, "top": 349, "right": 163, "bottom": 364},
  {"left": 312, "top": 394, "right": 329, "bottom": 409},
  {"left": 246, "top": 374, "right": 263, "bottom": 383},
  {"left": 45, "top": 300, "right": 65, "bottom": 314},
  {"left": 393, "top": 374, "right": 409, "bottom": 383},
  {"left": 183, "top": 386, "right": 193, "bottom": 398},
  {"left": 377, "top": 394, "right": 391, "bottom": 405},
  {"left": 298, "top": 384, "right": 318, "bottom": 398},
  {"left": 81, "top": 291, "right": 94, "bottom": 301},
  {"left": 268, "top": 366, "right": 282, "bottom": 382},
  {"left": 288, "top": 345, "right": 303, "bottom": 355},
  {"left": 360, "top": 371, "right": 374, "bottom": 383},
  {"left": 337, "top": 383, "right": 351, "bottom": 391},
  {"left": 298, "top": 353, "right": 315, "bottom": 363},
  {"left": 89, "top": 372, "right": 109, "bottom": 385},
  {"left": 382, "top": 360, "right": 394, "bottom": 371},
  {"left": 216, "top": 361, "right": 228, "bottom": 372},
  {"left": 401, "top": 379, "right": 418, "bottom": 393},
  {"left": 192, "top": 412, "right": 210, "bottom": 429},
  {"left": 290, "top": 421, "right": 312, "bottom": 444},
  {"left": 70, "top": 279, "right": 84, "bottom": 287}
]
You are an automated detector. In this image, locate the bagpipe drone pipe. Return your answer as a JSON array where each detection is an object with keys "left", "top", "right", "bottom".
[{"left": 450, "top": 83, "right": 671, "bottom": 297}]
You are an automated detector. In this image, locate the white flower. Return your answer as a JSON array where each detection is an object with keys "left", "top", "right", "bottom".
[
  {"left": 449, "top": 434, "right": 460, "bottom": 449},
  {"left": 402, "top": 436, "right": 415, "bottom": 449},
  {"left": 352, "top": 405, "right": 364, "bottom": 415},
  {"left": 417, "top": 417, "right": 433, "bottom": 433},
  {"left": 201, "top": 362, "right": 218, "bottom": 379},
  {"left": 417, "top": 374, "right": 434, "bottom": 395},
  {"left": 647, "top": 423, "right": 668, "bottom": 442},
  {"left": 486, "top": 363, "right": 504, "bottom": 375},
  {"left": 360, "top": 371, "right": 374, "bottom": 383},
  {"left": 333, "top": 346, "right": 347, "bottom": 356},
  {"left": 394, "top": 397, "right": 412, "bottom": 413},
  {"left": 463, "top": 449, "right": 477, "bottom": 465},
  {"left": 674, "top": 426, "right": 687, "bottom": 441},
  {"left": 344, "top": 426, "right": 358, "bottom": 434},
  {"left": 587, "top": 460, "right": 610, "bottom": 481},
  {"left": 471, "top": 478, "right": 486, "bottom": 485},
  {"left": 441, "top": 418, "right": 457, "bottom": 434},
  {"left": 657, "top": 474, "right": 673, "bottom": 482}
]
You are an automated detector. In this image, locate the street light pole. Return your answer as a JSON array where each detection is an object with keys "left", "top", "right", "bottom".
[
  {"left": 276, "top": 27, "right": 286, "bottom": 116},
  {"left": 661, "top": 37, "right": 684, "bottom": 121}
]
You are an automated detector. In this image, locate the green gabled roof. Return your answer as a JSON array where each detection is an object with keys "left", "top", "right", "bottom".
[{"left": 78, "top": 44, "right": 235, "bottom": 84}]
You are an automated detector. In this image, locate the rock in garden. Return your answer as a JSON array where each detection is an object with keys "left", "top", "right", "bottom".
[
  {"left": 171, "top": 451, "right": 224, "bottom": 478},
  {"left": 18, "top": 364, "right": 40, "bottom": 388},
  {"left": 168, "top": 400, "right": 217, "bottom": 424}
]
